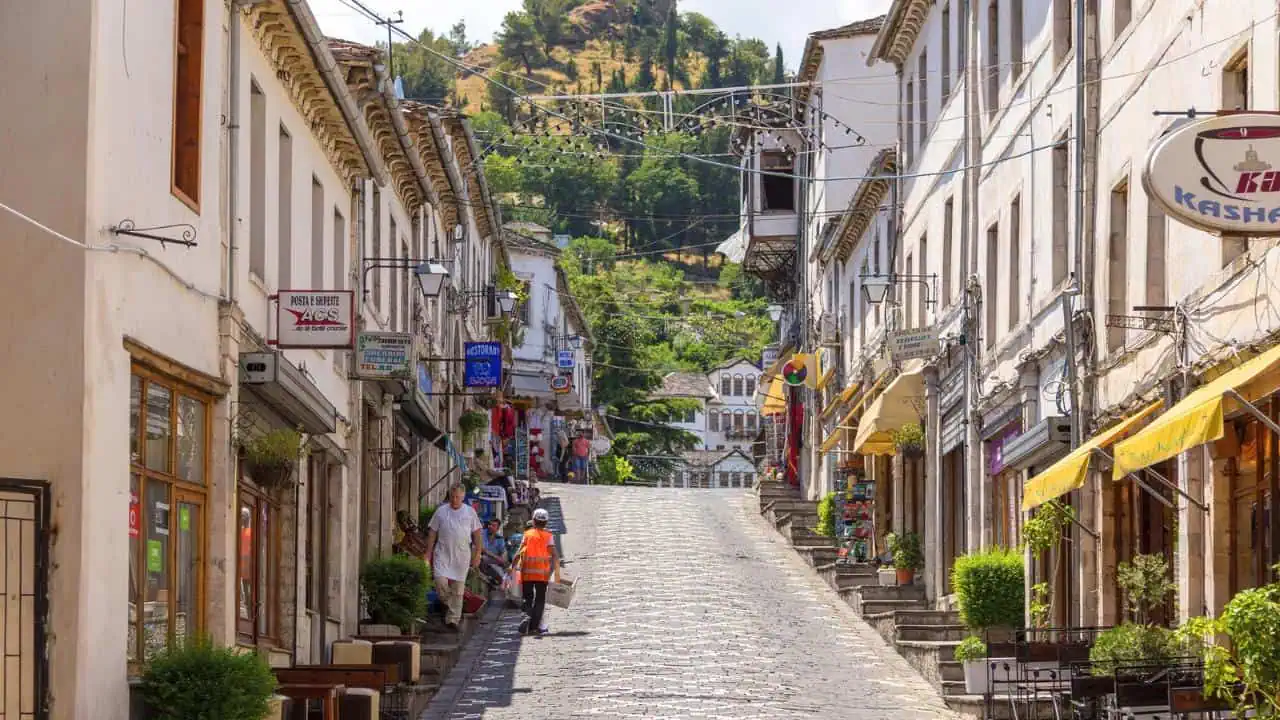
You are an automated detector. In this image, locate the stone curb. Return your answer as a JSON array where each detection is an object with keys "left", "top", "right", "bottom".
[{"left": 418, "top": 598, "right": 508, "bottom": 719}]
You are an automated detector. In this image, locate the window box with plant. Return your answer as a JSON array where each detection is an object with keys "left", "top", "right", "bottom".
[
  {"left": 239, "top": 427, "right": 304, "bottom": 489},
  {"left": 952, "top": 547, "right": 1026, "bottom": 693},
  {"left": 459, "top": 410, "right": 488, "bottom": 451},
  {"left": 885, "top": 531, "right": 922, "bottom": 585}
]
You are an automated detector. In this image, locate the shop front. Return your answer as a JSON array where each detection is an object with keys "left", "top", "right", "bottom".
[{"left": 981, "top": 405, "right": 1023, "bottom": 550}]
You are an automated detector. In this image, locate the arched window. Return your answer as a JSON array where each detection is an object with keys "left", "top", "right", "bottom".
[
  {"left": 745, "top": 374, "right": 756, "bottom": 397},
  {"left": 747, "top": 411, "right": 757, "bottom": 430},
  {"left": 709, "top": 409, "right": 720, "bottom": 431},
  {"left": 720, "top": 374, "right": 731, "bottom": 396},
  {"left": 733, "top": 374, "right": 745, "bottom": 396},
  {"left": 734, "top": 410, "right": 745, "bottom": 429}
]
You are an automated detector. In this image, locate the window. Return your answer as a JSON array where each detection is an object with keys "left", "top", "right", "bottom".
[
  {"left": 986, "top": 0, "right": 999, "bottom": 119},
  {"left": 1052, "top": 138, "right": 1070, "bottom": 286},
  {"left": 1108, "top": 180, "right": 1130, "bottom": 352},
  {"left": 719, "top": 472, "right": 729, "bottom": 488},
  {"left": 747, "top": 412, "right": 757, "bottom": 430},
  {"left": 986, "top": 221, "right": 999, "bottom": 349},
  {"left": 721, "top": 374, "right": 731, "bottom": 396},
  {"left": 390, "top": 216, "right": 400, "bottom": 330},
  {"left": 684, "top": 408, "right": 696, "bottom": 424},
  {"left": 517, "top": 280, "right": 532, "bottom": 325},
  {"left": 918, "top": 234, "right": 928, "bottom": 328},
  {"left": 372, "top": 187, "right": 382, "bottom": 311},
  {"left": 401, "top": 240, "right": 411, "bottom": 332},
  {"left": 709, "top": 410, "right": 720, "bottom": 432},
  {"left": 172, "top": 0, "right": 204, "bottom": 208},
  {"left": 904, "top": 255, "right": 914, "bottom": 328},
  {"left": 941, "top": 3, "right": 952, "bottom": 102},
  {"left": 1223, "top": 49, "right": 1250, "bottom": 110},
  {"left": 1009, "top": 195, "right": 1022, "bottom": 329},
  {"left": 333, "top": 209, "right": 346, "bottom": 291},
  {"left": 1146, "top": 203, "right": 1167, "bottom": 306},
  {"left": 760, "top": 152, "right": 795, "bottom": 211},
  {"left": 917, "top": 49, "right": 929, "bottom": 147},
  {"left": 734, "top": 411, "right": 745, "bottom": 430},
  {"left": 1054, "top": 0, "right": 1072, "bottom": 65},
  {"left": 237, "top": 488, "right": 280, "bottom": 644},
  {"left": 745, "top": 374, "right": 756, "bottom": 397},
  {"left": 129, "top": 368, "right": 209, "bottom": 664},
  {"left": 305, "top": 454, "right": 328, "bottom": 613},
  {"left": 1011, "top": 0, "right": 1024, "bottom": 78},
  {"left": 311, "top": 178, "right": 324, "bottom": 289},
  {"left": 905, "top": 80, "right": 915, "bottom": 165},
  {"left": 733, "top": 374, "right": 744, "bottom": 396},
  {"left": 943, "top": 198, "right": 954, "bottom": 302},
  {"left": 277, "top": 125, "right": 293, "bottom": 289},
  {"left": 249, "top": 82, "right": 266, "bottom": 279},
  {"left": 1114, "top": 0, "right": 1132, "bottom": 41}
]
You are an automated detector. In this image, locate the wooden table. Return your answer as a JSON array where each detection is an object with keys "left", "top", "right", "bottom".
[{"left": 276, "top": 683, "right": 343, "bottom": 720}]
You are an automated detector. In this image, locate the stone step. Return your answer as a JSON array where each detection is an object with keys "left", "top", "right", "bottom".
[
  {"left": 796, "top": 546, "right": 839, "bottom": 568},
  {"left": 896, "top": 623, "right": 969, "bottom": 642},
  {"left": 862, "top": 611, "right": 901, "bottom": 645},
  {"left": 944, "top": 694, "right": 1057, "bottom": 720},
  {"left": 853, "top": 584, "right": 926, "bottom": 602},
  {"left": 889, "top": 609, "right": 963, "bottom": 626},
  {"left": 937, "top": 660, "right": 965, "bottom": 682},
  {"left": 857, "top": 598, "right": 927, "bottom": 616},
  {"left": 897, "top": 639, "right": 960, "bottom": 663},
  {"left": 763, "top": 498, "right": 819, "bottom": 515},
  {"left": 941, "top": 680, "right": 969, "bottom": 697}
]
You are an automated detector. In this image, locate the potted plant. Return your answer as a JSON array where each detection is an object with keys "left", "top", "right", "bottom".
[
  {"left": 360, "top": 554, "right": 430, "bottom": 633},
  {"left": 138, "top": 637, "right": 276, "bottom": 720},
  {"left": 240, "top": 427, "right": 304, "bottom": 489},
  {"left": 955, "top": 636, "right": 990, "bottom": 694},
  {"left": 891, "top": 422, "right": 925, "bottom": 458},
  {"left": 459, "top": 410, "right": 487, "bottom": 451},
  {"left": 886, "top": 531, "right": 922, "bottom": 585},
  {"left": 952, "top": 547, "right": 1026, "bottom": 692}
]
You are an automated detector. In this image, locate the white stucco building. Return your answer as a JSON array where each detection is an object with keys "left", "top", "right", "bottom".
[{"left": 706, "top": 359, "right": 764, "bottom": 452}]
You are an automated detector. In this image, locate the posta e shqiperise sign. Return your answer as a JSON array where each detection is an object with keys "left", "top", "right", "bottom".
[{"left": 1144, "top": 113, "right": 1280, "bottom": 235}]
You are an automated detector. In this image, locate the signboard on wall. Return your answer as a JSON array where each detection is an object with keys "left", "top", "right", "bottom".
[
  {"left": 551, "top": 375, "right": 572, "bottom": 394},
  {"left": 463, "top": 342, "right": 503, "bottom": 388},
  {"left": 275, "top": 290, "right": 356, "bottom": 349},
  {"left": 889, "top": 328, "right": 939, "bottom": 362},
  {"left": 1143, "top": 113, "right": 1280, "bottom": 235},
  {"left": 557, "top": 350, "right": 576, "bottom": 369},
  {"left": 355, "top": 332, "right": 413, "bottom": 380}
]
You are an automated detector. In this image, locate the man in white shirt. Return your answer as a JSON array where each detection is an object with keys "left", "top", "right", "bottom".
[{"left": 425, "top": 484, "right": 483, "bottom": 631}]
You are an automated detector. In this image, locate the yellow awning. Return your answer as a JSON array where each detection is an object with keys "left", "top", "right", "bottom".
[
  {"left": 816, "top": 365, "right": 837, "bottom": 391},
  {"left": 818, "top": 380, "right": 878, "bottom": 453},
  {"left": 839, "top": 381, "right": 861, "bottom": 404},
  {"left": 819, "top": 426, "right": 843, "bottom": 454},
  {"left": 1112, "top": 343, "right": 1280, "bottom": 480},
  {"left": 1022, "top": 401, "right": 1162, "bottom": 511},
  {"left": 852, "top": 361, "right": 926, "bottom": 456},
  {"left": 760, "top": 375, "right": 787, "bottom": 415}
]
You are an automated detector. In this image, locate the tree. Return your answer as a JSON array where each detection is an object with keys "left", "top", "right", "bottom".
[
  {"left": 773, "top": 43, "right": 785, "bottom": 84},
  {"left": 680, "top": 12, "right": 717, "bottom": 55},
  {"left": 498, "top": 11, "right": 544, "bottom": 75},
  {"left": 447, "top": 20, "right": 472, "bottom": 56},
  {"left": 525, "top": 0, "right": 570, "bottom": 53},
  {"left": 392, "top": 29, "right": 457, "bottom": 105},
  {"left": 635, "top": 54, "right": 656, "bottom": 91},
  {"left": 663, "top": 7, "right": 680, "bottom": 80}
]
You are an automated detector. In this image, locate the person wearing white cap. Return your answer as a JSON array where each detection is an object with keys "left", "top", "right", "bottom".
[{"left": 513, "top": 507, "right": 560, "bottom": 635}]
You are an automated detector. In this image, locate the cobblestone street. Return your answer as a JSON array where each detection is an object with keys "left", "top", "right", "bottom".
[{"left": 423, "top": 485, "right": 957, "bottom": 719}]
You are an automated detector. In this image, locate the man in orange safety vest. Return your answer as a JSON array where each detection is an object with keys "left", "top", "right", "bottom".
[{"left": 514, "top": 507, "right": 561, "bottom": 635}]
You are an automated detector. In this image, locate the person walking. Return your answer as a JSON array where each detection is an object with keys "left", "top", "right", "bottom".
[
  {"left": 514, "top": 507, "right": 560, "bottom": 635},
  {"left": 570, "top": 433, "right": 591, "bottom": 484},
  {"left": 424, "top": 484, "right": 483, "bottom": 631}
]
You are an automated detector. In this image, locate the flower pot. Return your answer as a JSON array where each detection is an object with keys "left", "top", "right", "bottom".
[
  {"left": 895, "top": 567, "right": 915, "bottom": 585},
  {"left": 877, "top": 568, "right": 897, "bottom": 586},
  {"left": 963, "top": 659, "right": 989, "bottom": 694}
]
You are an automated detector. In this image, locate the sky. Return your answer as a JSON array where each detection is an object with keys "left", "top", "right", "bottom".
[{"left": 310, "top": 0, "right": 892, "bottom": 72}]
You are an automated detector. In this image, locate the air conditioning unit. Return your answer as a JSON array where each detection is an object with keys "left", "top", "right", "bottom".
[{"left": 1002, "top": 416, "right": 1072, "bottom": 472}]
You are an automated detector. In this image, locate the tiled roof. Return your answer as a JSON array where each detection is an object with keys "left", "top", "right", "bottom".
[
  {"left": 326, "top": 38, "right": 381, "bottom": 63},
  {"left": 679, "top": 448, "right": 753, "bottom": 467},
  {"left": 811, "top": 15, "right": 887, "bottom": 40},
  {"left": 654, "top": 372, "right": 714, "bottom": 399},
  {"left": 502, "top": 229, "right": 561, "bottom": 256},
  {"left": 797, "top": 14, "right": 888, "bottom": 100}
]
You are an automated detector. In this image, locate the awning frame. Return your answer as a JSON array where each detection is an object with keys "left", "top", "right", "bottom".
[
  {"left": 1037, "top": 498, "right": 1100, "bottom": 540},
  {"left": 1228, "top": 387, "right": 1280, "bottom": 435},
  {"left": 1092, "top": 447, "right": 1203, "bottom": 511}
]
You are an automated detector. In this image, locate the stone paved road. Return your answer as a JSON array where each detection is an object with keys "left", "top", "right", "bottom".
[{"left": 423, "top": 485, "right": 958, "bottom": 720}]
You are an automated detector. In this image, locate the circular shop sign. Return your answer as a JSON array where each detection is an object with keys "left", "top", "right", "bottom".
[
  {"left": 1144, "top": 113, "right": 1280, "bottom": 235},
  {"left": 550, "top": 375, "right": 572, "bottom": 393}
]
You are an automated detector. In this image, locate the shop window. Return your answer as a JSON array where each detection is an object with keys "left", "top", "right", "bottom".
[
  {"left": 129, "top": 368, "right": 209, "bottom": 667},
  {"left": 733, "top": 374, "right": 744, "bottom": 396},
  {"left": 171, "top": 0, "right": 203, "bottom": 209},
  {"left": 237, "top": 489, "right": 280, "bottom": 644}
]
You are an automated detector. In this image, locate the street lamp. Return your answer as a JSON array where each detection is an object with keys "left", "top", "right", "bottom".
[
  {"left": 496, "top": 289, "right": 518, "bottom": 314},
  {"left": 767, "top": 304, "right": 784, "bottom": 322},
  {"left": 414, "top": 262, "right": 450, "bottom": 298},
  {"left": 860, "top": 275, "right": 893, "bottom": 304}
]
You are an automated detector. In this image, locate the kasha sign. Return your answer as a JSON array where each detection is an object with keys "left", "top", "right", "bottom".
[
  {"left": 275, "top": 290, "right": 356, "bottom": 349},
  {"left": 1144, "top": 113, "right": 1280, "bottom": 235}
]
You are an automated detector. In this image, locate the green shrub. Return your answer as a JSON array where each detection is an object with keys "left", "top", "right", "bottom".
[
  {"left": 1089, "top": 623, "right": 1187, "bottom": 676},
  {"left": 886, "top": 531, "right": 923, "bottom": 570},
  {"left": 816, "top": 492, "right": 837, "bottom": 536},
  {"left": 955, "top": 635, "right": 988, "bottom": 663},
  {"left": 891, "top": 422, "right": 925, "bottom": 454},
  {"left": 139, "top": 637, "right": 276, "bottom": 720},
  {"left": 361, "top": 554, "right": 430, "bottom": 632},
  {"left": 951, "top": 547, "right": 1026, "bottom": 631},
  {"left": 1116, "top": 553, "right": 1175, "bottom": 623},
  {"left": 419, "top": 504, "right": 438, "bottom": 531},
  {"left": 1176, "top": 574, "right": 1280, "bottom": 715},
  {"left": 595, "top": 454, "right": 635, "bottom": 485}
]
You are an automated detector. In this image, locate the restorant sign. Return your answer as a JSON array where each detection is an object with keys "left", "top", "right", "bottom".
[
  {"left": 889, "top": 328, "right": 939, "bottom": 361},
  {"left": 275, "top": 290, "right": 356, "bottom": 349},
  {"left": 1144, "top": 113, "right": 1280, "bottom": 235}
]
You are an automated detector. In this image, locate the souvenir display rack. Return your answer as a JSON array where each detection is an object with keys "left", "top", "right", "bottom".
[{"left": 836, "top": 457, "right": 876, "bottom": 565}]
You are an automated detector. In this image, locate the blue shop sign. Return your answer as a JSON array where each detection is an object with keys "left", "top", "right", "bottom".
[{"left": 464, "top": 342, "right": 503, "bottom": 388}]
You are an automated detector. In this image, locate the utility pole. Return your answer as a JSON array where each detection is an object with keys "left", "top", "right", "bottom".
[{"left": 377, "top": 10, "right": 405, "bottom": 79}]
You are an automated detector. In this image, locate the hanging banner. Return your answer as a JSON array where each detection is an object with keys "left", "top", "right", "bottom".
[
  {"left": 463, "top": 342, "right": 503, "bottom": 388},
  {"left": 275, "top": 290, "right": 356, "bottom": 349},
  {"left": 515, "top": 426, "right": 530, "bottom": 479},
  {"left": 1144, "top": 113, "right": 1280, "bottom": 235}
]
